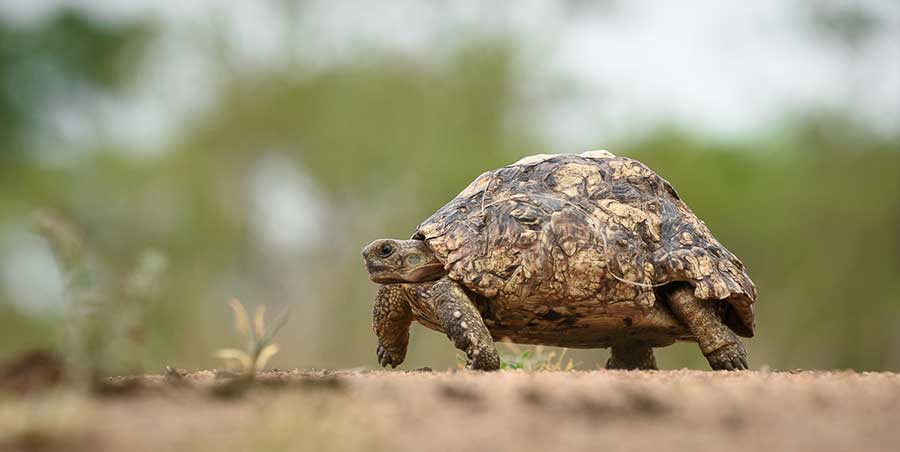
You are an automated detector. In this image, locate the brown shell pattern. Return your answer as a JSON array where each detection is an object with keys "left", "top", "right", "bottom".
[{"left": 415, "top": 151, "right": 757, "bottom": 336}]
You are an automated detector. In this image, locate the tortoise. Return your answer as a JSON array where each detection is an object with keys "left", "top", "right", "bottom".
[{"left": 362, "top": 151, "right": 756, "bottom": 371}]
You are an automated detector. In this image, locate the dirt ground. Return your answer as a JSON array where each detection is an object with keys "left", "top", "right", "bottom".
[{"left": 1, "top": 368, "right": 899, "bottom": 452}]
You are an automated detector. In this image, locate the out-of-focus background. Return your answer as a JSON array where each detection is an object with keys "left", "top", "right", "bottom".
[{"left": 0, "top": 0, "right": 898, "bottom": 373}]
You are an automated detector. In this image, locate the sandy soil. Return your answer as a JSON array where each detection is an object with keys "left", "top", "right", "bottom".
[{"left": 1, "top": 368, "right": 899, "bottom": 452}]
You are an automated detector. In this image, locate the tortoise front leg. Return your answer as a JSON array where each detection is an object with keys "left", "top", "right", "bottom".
[
  {"left": 667, "top": 285, "right": 749, "bottom": 371},
  {"left": 373, "top": 284, "right": 413, "bottom": 368},
  {"left": 432, "top": 277, "right": 500, "bottom": 371}
]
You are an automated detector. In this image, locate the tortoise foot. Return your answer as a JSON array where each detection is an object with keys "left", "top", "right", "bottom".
[
  {"left": 465, "top": 344, "right": 500, "bottom": 371},
  {"left": 606, "top": 343, "right": 658, "bottom": 370},
  {"left": 376, "top": 343, "right": 406, "bottom": 368},
  {"left": 706, "top": 342, "right": 749, "bottom": 371}
]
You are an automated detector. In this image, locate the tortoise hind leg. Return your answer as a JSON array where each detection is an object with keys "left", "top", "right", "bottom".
[
  {"left": 606, "top": 343, "right": 658, "bottom": 370},
  {"left": 667, "top": 285, "right": 749, "bottom": 371}
]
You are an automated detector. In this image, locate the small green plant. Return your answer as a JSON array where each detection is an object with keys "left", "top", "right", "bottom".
[
  {"left": 215, "top": 299, "right": 289, "bottom": 378},
  {"left": 35, "top": 210, "right": 166, "bottom": 389},
  {"left": 455, "top": 340, "right": 578, "bottom": 371},
  {"left": 498, "top": 341, "right": 576, "bottom": 371},
  {"left": 500, "top": 349, "right": 532, "bottom": 370}
]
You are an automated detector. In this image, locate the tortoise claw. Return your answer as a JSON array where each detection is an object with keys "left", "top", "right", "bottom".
[
  {"left": 464, "top": 345, "right": 500, "bottom": 371},
  {"left": 707, "top": 343, "right": 749, "bottom": 371},
  {"left": 376, "top": 343, "right": 405, "bottom": 369}
]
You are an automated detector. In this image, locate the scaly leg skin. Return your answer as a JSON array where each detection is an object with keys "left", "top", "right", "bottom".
[
  {"left": 432, "top": 277, "right": 500, "bottom": 371},
  {"left": 606, "top": 343, "right": 658, "bottom": 370},
  {"left": 373, "top": 284, "right": 413, "bottom": 368},
  {"left": 667, "top": 285, "right": 749, "bottom": 371}
]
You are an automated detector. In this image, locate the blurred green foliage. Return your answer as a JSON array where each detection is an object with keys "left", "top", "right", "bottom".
[
  {"left": 0, "top": 10, "right": 153, "bottom": 155},
  {"left": 0, "top": 8, "right": 897, "bottom": 373}
]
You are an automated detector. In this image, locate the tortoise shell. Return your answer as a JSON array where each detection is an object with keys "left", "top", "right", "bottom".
[{"left": 414, "top": 151, "right": 756, "bottom": 343}]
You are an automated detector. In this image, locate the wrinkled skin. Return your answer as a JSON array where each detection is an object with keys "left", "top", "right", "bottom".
[
  {"left": 362, "top": 239, "right": 445, "bottom": 285},
  {"left": 362, "top": 151, "right": 756, "bottom": 371}
]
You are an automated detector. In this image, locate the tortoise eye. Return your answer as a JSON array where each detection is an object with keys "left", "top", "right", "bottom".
[{"left": 379, "top": 244, "right": 394, "bottom": 257}]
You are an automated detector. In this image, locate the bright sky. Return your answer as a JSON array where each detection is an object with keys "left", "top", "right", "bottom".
[{"left": 2, "top": 0, "right": 898, "bottom": 152}]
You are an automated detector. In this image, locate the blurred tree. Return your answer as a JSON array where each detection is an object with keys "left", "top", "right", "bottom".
[
  {"left": 0, "top": 9, "right": 153, "bottom": 158},
  {"left": 807, "top": 1, "right": 881, "bottom": 51}
]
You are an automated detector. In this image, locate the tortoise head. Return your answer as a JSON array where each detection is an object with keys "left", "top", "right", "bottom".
[{"left": 362, "top": 239, "right": 446, "bottom": 284}]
